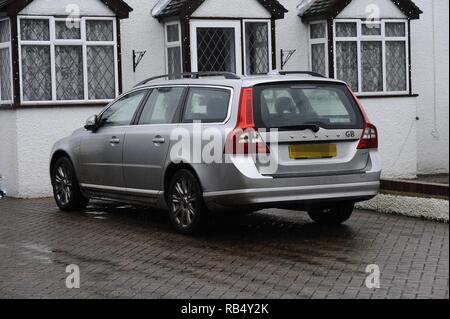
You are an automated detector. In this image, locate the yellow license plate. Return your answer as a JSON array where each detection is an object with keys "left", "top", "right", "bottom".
[{"left": 289, "top": 144, "right": 337, "bottom": 159}]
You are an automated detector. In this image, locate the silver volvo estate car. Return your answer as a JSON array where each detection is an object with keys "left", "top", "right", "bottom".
[{"left": 50, "top": 71, "right": 381, "bottom": 234}]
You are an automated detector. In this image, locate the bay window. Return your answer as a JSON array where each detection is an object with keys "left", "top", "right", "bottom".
[
  {"left": 190, "top": 19, "right": 272, "bottom": 76},
  {"left": 18, "top": 16, "right": 118, "bottom": 104},
  {"left": 0, "top": 18, "right": 12, "bottom": 104},
  {"left": 309, "top": 19, "right": 410, "bottom": 95},
  {"left": 333, "top": 19, "right": 409, "bottom": 95}
]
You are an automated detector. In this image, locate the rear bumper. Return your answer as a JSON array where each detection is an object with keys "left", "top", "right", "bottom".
[
  {"left": 203, "top": 180, "right": 379, "bottom": 210},
  {"left": 195, "top": 150, "right": 381, "bottom": 211}
]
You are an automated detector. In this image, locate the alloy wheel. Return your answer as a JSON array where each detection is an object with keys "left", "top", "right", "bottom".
[
  {"left": 54, "top": 164, "right": 73, "bottom": 206},
  {"left": 171, "top": 177, "right": 197, "bottom": 228}
]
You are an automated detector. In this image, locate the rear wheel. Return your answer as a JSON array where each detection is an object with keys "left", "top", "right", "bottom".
[
  {"left": 307, "top": 202, "right": 354, "bottom": 225},
  {"left": 167, "top": 169, "right": 208, "bottom": 235},
  {"left": 51, "top": 157, "right": 89, "bottom": 211}
]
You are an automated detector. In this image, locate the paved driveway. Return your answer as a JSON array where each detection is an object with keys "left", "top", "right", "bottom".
[{"left": 0, "top": 198, "right": 448, "bottom": 299}]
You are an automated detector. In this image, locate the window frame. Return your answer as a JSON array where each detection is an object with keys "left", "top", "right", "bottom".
[
  {"left": 17, "top": 15, "right": 119, "bottom": 105},
  {"left": 190, "top": 19, "right": 243, "bottom": 75},
  {"left": 137, "top": 86, "right": 186, "bottom": 125},
  {"left": 97, "top": 88, "right": 149, "bottom": 128},
  {"left": 181, "top": 86, "right": 233, "bottom": 124},
  {"left": 308, "top": 20, "right": 329, "bottom": 77},
  {"left": 97, "top": 87, "right": 150, "bottom": 128},
  {"left": 243, "top": 19, "right": 272, "bottom": 76},
  {"left": 0, "top": 17, "right": 13, "bottom": 105},
  {"left": 333, "top": 18, "right": 410, "bottom": 96},
  {"left": 164, "top": 21, "right": 183, "bottom": 75}
]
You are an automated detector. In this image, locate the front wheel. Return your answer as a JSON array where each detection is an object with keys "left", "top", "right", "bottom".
[
  {"left": 167, "top": 169, "right": 208, "bottom": 235},
  {"left": 51, "top": 157, "right": 89, "bottom": 211},
  {"left": 307, "top": 202, "right": 355, "bottom": 225}
]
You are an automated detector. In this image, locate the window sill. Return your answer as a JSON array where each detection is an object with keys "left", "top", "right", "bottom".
[
  {"left": 1, "top": 101, "right": 111, "bottom": 109},
  {"left": 357, "top": 94, "right": 419, "bottom": 99}
]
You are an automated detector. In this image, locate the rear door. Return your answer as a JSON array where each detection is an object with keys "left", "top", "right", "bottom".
[
  {"left": 253, "top": 82, "right": 367, "bottom": 177},
  {"left": 122, "top": 86, "right": 186, "bottom": 193}
]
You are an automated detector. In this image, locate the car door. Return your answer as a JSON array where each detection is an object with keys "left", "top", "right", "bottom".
[
  {"left": 123, "top": 86, "right": 186, "bottom": 193},
  {"left": 78, "top": 89, "right": 149, "bottom": 189}
]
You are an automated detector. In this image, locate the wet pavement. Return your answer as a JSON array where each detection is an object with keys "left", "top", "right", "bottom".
[{"left": 0, "top": 198, "right": 448, "bottom": 299}]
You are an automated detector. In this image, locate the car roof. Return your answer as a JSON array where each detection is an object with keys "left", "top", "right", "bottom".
[{"left": 133, "top": 74, "right": 347, "bottom": 89}]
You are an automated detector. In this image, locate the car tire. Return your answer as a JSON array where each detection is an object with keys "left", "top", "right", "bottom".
[
  {"left": 167, "top": 169, "right": 208, "bottom": 235},
  {"left": 307, "top": 202, "right": 355, "bottom": 225},
  {"left": 51, "top": 157, "right": 89, "bottom": 211}
]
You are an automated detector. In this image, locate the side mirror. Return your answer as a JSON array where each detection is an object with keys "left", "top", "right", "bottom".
[{"left": 84, "top": 115, "right": 99, "bottom": 131}]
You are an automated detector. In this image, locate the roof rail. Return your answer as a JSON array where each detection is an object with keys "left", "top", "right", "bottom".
[
  {"left": 134, "top": 72, "right": 241, "bottom": 87},
  {"left": 278, "top": 71, "right": 326, "bottom": 78}
]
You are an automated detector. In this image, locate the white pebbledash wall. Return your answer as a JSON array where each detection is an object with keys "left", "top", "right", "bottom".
[
  {"left": 0, "top": 0, "right": 113, "bottom": 198},
  {"left": 412, "top": 0, "right": 449, "bottom": 175},
  {"left": 0, "top": 0, "right": 448, "bottom": 198}
]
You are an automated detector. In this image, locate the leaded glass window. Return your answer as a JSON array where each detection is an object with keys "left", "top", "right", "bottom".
[
  {"left": 197, "top": 27, "right": 236, "bottom": 73},
  {"left": 309, "top": 22, "right": 328, "bottom": 77},
  {"left": 386, "top": 23, "right": 406, "bottom": 37},
  {"left": 87, "top": 46, "right": 115, "bottom": 100},
  {"left": 336, "top": 41, "right": 358, "bottom": 91},
  {"left": 55, "top": 20, "right": 81, "bottom": 40},
  {"left": 0, "top": 48, "right": 12, "bottom": 101},
  {"left": 334, "top": 19, "right": 409, "bottom": 94},
  {"left": 20, "top": 19, "right": 50, "bottom": 41},
  {"left": 386, "top": 41, "right": 407, "bottom": 91},
  {"left": 0, "top": 18, "right": 12, "bottom": 103},
  {"left": 18, "top": 17, "right": 117, "bottom": 103},
  {"left": 167, "top": 47, "right": 181, "bottom": 74},
  {"left": 55, "top": 46, "right": 84, "bottom": 100},
  {"left": 336, "top": 22, "right": 357, "bottom": 37},
  {"left": 311, "top": 44, "right": 326, "bottom": 76},
  {"left": 245, "top": 22, "right": 270, "bottom": 75},
  {"left": 86, "top": 20, "right": 113, "bottom": 41},
  {"left": 361, "top": 41, "right": 383, "bottom": 92},
  {"left": 362, "top": 22, "right": 381, "bottom": 36},
  {"left": 21, "top": 45, "right": 52, "bottom": 101}
]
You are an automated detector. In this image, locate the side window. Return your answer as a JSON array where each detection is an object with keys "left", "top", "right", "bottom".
[
  {"left": 138, "top": 87, "right": 184, "bottom": 125},
  {"left": 100, "top": 90, "right": 147, "bottom": 127},
  {"left": 182, "top": 88, "right": 230, "bottom": 123}
]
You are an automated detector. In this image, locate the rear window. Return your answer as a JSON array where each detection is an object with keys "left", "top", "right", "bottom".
[
  {"left": 253, "top": 82, "right": 364, "bottom": 130},
  {"left": 182, "top": 88, "right": 231, "bottom": 123}
]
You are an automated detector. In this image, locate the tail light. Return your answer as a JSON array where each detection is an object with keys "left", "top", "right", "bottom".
[
  {"left": 225, "top": 88, "right": 270, "bottom": 155},
  {"left": 358, "top": 122, "right": 378, "bottom": 149},
  {"left": 348, "top": 86, "right": 379, "bottom": 150}
]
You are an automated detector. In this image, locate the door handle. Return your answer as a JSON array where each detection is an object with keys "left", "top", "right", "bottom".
[
  {"left": 152, "top": 136, "right": 166, "bottom": 144},
  {"left": 109, "top": 137, "right": 121, "bottom": 145}
]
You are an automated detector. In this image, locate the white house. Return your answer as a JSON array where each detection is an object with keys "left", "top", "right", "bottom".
[{"left": 0, "top": 0, "right": 448, "bottom": 198}]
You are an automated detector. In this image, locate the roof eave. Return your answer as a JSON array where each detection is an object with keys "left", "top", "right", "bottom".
[
  {"left": 300, "top": 0, "right": 422, "bottom": 22},
  {"left": 155, "top": 0, "right": 288, "bottom": 20},
  {"left": 0, "top": 0, "right": 133, "bottom": 18},
  {"left": 301, "top": 14, "right": 329, "bottom": 22}
]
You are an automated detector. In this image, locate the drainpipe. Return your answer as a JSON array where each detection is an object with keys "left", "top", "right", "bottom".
[{"left": 430, "top": 0, "right": 440, "bottom": 139}]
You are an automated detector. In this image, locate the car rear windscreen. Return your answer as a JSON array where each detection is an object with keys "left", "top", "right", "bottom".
[{"left": 253, "top": 82, "right": 364, "bottom": 130}]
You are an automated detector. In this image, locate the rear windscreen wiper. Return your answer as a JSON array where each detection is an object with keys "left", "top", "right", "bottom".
[{"left": 277, "top": 124, "right": 321, "bottom": 133}]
